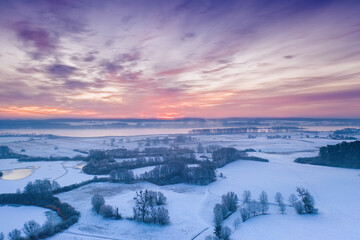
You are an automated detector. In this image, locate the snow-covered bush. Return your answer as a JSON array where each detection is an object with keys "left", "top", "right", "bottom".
[
  {"left": 294, "top": 200, "right": 304, "bottom": 214},
  {"left": 99, "top": 204, "right": 115, "bottom": 218},
  {"left": 91, "top": 194, "right": 105, "bottom": 214}
]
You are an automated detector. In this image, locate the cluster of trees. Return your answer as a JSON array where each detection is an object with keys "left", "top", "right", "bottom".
[
  {"left": 0, "top": 171, "right": 2, "bottom": 177},
  {"left": 0, "top": 146, "right": 24, "bottom": 159},
  {"left": 83, "top": 147, "right": 197, "bottom": 175},
  {"left": 18, "top": 155, "right": 87, "bottom": 162},
  {"left": 267, "top": 135, "right": 292, "bottom": 139},
  {"left": 209, "top": 192, "right": 239, "bottom": 240},
  {"left": 52, "top": 177, "right": 108, "bottom": 195},
  {"left": 140, "top": 161, "right": 216, "bottom": 185},
  {"left": 289, "top": 187, "right": 318, "bottom": 214},
  {"left": 0, "top": 179, "right": 80, "bottom": 239},
  {"left": 239, "top": 190, "right": 269, "bottom": 222},
  {"left": 110, "top": 169, "right": 135, "bottom": 183},
  {"left": 138, "top": 137, "right": 170, "bottom": 147},
  {"left": 295, "top": 141, "right": 360, "bottom": 168},
  {"left": 212, "top": 148, "right": 268, "bottom": 168},
  {"left": 88, "top": 148, "right": 139, "bottom": 159},
  {"left": 133, "top": 190, "right": 169, "bottom": 225},
  {"left": 91, "top": 194, "right": 121, "bottom": 219},
  {"left": 24, "top": 179, "right": 60, "bottom": 195}
]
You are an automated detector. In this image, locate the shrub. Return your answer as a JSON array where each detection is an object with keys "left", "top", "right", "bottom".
[{"left": 91, "top": 194, "right": 105, "bottom": 214}]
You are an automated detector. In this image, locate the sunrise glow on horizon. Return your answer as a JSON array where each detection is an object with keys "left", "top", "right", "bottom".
[{"left": 0, "top": 0, "right": 359, "bottom": 119}]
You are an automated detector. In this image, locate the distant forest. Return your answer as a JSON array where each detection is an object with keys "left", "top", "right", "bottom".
[{"left": 295, "top": 141, "right": 360, "bottom": 168}]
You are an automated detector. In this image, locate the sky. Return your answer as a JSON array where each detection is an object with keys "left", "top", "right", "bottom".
[{"left": 0, "top": 0, "right": 359, "bottom": 119}]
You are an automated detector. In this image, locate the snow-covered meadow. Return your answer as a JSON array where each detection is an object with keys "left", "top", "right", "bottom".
[
  {"left": 0, "top": 131, "right": 359, "bottom": 239},
  {"left": 0, "top": 205, "right": 57, "bottom": 237}
]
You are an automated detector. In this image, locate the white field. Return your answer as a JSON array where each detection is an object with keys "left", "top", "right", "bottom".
[
  {"left": 0, "top": 205, "right": 50, "bottom": 236},
  {"left": 0, "top": 159, "right": 94, "bottom": 193},
  {"left": 0, "top": 132, "right": 359, "bottom": 239}
]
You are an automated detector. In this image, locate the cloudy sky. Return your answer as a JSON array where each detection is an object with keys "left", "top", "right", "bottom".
[{"left": 0, "top": 0, "right": 359, "bottom": 119}]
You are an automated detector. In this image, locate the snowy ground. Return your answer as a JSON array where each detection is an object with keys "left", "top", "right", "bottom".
[
  {"left": 0, "top": 159, "right": 93, "bottom": 193},
  {"left": 0, "top": 132, "right": 359, "bottom": 239},
  {"left": 0, "top": 205, "right": 54, "bottom": 236}
]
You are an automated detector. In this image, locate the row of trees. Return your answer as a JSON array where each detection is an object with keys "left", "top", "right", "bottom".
[
  {"left": 207, "top": 187, "right": 317, "bottom": 239},
  {"left": 239, "top": 190, "right": 270, "bottom": 222},
  {"left": 140, "top": 161, "right": 216, "bottom": 185},
  {"left": 83, "top": 147, "right": 197, "bottom": 175}
]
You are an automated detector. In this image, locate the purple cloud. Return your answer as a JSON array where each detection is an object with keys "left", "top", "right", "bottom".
[
  {"left": 47, "top": 64, "right": 77, "bottom": 78},
  {"left": 10, "top": 21, "right": 56, "bottom": 58}
]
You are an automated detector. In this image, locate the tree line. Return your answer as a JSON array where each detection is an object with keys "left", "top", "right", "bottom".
[
  {"left": 295, "top": 140, "right": 360, "bottom": 168},
  {"left": 205, "top": 187, "right": 317, "bottom": 240}
]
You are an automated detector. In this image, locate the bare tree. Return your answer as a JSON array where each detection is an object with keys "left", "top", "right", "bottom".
[
  {"left": 274, "top": 192, "right": 283, "bottom": 204},
  {"left": 275, "top": 192, "right": 286, "bottom": 214},
  {"left": 242, "top": 190, "right": 251, "bottom": 205},
  {"left": 213, "top": 203, "right": 224, "bottom": 226},
  {"left": 288, "top": 194, "right": 298, "bottom": 207},
  {"left": 8, "top": 229, "right": 22, "bottom": 240},
  {"left": 23, "top": 220, "right": 40, "bottom": 239},
  {"left": 248, "top": 200, "right": 261, "bottom": 217},
  {"left": 279, "top": 201, "right": 286, "bottom": 214},
  {"left": 221, "top": 226, "right": 231, "bottom": 240},
  {"left": 259, "top": 191, "right": 269, "bottom": 214},
  {"left": 240, "top": 207, "right": 250, "bottom": 222},
  {"left": 233, "top": 217, "right": 241, "bottom": 230}
]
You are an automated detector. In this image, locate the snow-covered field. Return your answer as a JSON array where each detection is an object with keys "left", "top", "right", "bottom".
[
  {"left": 0, "top": 131, "right": 359, "bottom": 239},
  {"left": 0, "top": 159, "right": 93, "bottom": 193},
  {"left": 0, "top": 205, "right": 53, "bottom": 236}
]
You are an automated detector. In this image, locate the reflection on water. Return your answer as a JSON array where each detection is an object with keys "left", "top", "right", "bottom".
[
  {"left": 0, "top": 167, "right": 38, "bottom": 180},
  {"left": 74, "top": 162, "right": 86, "bottom": 170}
]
